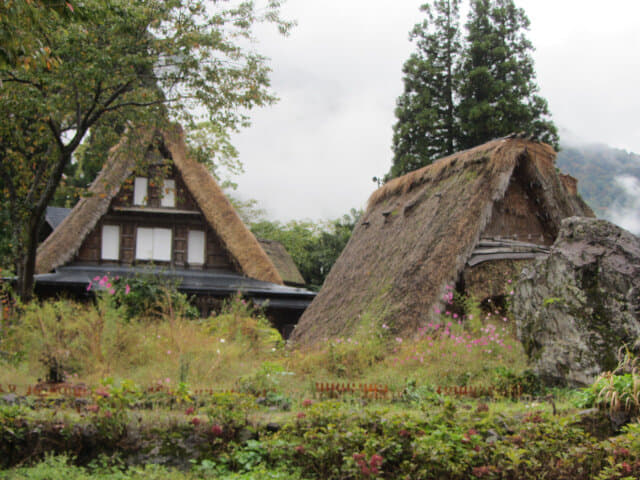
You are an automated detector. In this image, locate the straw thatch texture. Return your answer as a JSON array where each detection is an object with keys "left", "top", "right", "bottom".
[
  {"left": 36, "top": 130, "right": 154, "bottom": 274},
  {"left": 258, "top": 239, "right": 306, "bottom": 286},
  {"left": 291, "top": 138, "right": 594, "bottom": 345},
  {"left": 163, "top": 127, "right": 282, "bottom": 285},
  {"left": 36, "top": 125, "right": 283, "bottom": 285}
]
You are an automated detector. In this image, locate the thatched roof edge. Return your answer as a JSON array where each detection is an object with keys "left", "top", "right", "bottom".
[
  {"left": 163, "top": 126, "right": 283, "bottom": 285},
  {"left": 292, "top": 138, "right": 589, "bottom": 345},
  {"left": 36, "top": 125, "right": 284, "bottom": 285},
  {"left": 35, "top": 129, "right": 153, "bottom": 274},
  {"left": 258, "top": 239, "right": 306, "bottom": 286}
]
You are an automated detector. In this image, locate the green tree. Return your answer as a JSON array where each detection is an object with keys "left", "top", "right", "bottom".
[
  {"left": 250, "top": 209, "right": 361, "bottom": 290},
  {"left": 388, "top": 0, "right": 558, "bottom": 180},
  {"left": 0, "top": 0, "right": 291, "bottom": 299},
  {"left": 458, "top": 0, "right": 558, "bottom": 149},
  {"left": 0, "top": 0, "right": 74, "bottom": 69},
  {"left": 390, "top": 0, "right": 462, "bottom": 178}
]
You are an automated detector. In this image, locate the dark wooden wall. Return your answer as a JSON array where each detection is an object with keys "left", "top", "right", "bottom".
[
  {"left": 73, "top": 164, "right": 238, "bottom": 272},
  {"left": 482, "top": 163, "right": 555, "bottom": 246}
]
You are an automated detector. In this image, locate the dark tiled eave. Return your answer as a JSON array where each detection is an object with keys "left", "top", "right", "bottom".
[{"left": 34, "top": 265, "right": 316, "bottom": 309}]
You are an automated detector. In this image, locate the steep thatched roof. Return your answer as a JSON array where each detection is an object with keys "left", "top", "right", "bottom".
[
  {"left": 36, "top": 125, "right": 283, "bottom": 285},
  {"left": 291, "top": 138, "right": 594, "bottom": 345},
  {"left": 258, "top": 239, "right": 306, "bottom": 286}
]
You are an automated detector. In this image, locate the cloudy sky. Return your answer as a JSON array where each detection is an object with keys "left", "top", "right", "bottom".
[{"left": 231, "top": 0, "right": 640, "bottom": 221}]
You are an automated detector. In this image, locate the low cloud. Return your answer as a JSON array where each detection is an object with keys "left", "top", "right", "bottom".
[{"left": 608, "top": 176, "right": 640, "bottom": 235}]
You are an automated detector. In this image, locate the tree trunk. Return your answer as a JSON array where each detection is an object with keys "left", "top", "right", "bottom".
[
  {"left": 15, "top": 147, "right": 72, "bottom": 302},
  {"left": 16, "top": 216, "right": 42, "bottom": 301}
]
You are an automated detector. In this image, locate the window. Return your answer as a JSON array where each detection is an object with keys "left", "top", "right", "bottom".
[
  {"left": 101, "top": 225, "right": 120, "bottom": 260},
  {"left": 135, "top": 227, "right": 172, "bottom": 261},
  {"left": 160, "top": 179, "right": 176, "bottom": 207},
  {"left": 188, "top": 230, "right": 205, "bottom": 264},
  {"left": 133, "top": 177, "right": 148, "bottom": 206}
]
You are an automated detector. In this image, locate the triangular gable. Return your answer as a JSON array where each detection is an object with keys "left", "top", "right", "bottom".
[
  {"left": 36, "top": 125, "right": 283, "bottom": 285},
  {"left": 292, "top": 138, "right": 593, "bottom": 344}
]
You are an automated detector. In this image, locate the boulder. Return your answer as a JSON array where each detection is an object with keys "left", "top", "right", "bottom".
[{"left": 513, "top": 217, "right": 640, "bottom": 386}]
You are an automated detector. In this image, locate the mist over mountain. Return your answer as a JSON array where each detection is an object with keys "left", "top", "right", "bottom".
[{"left": 556, "top": 142, "right": 640, "bottom": 235}]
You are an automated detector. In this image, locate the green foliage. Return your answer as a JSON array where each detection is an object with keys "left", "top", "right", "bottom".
[
  {"left": 458, "top": 0, "right": 558, "bottom": 150},
  {"left": 491, "top": 366, "right": 544, "bottom": 397},
  {"left": 0, "top": 0, "right": 292, "bottom": 298},
  {"left": 250, "top": 209, "right": 361, "bottom": 289},
  {"left": 107, "top": 274, "right": 198, "bottom": 321},
  {"left": 237, "top": 361, "right": 292, "bottom": 398},
  {"left": 8, "top": 298, "right": 125, "bottom": 380},
  {"left": 391, "top": 0, "right": 462, "bottom": 178},
  {"left": 389, "top": 0, "right": 558, "bottom": 178},
  {"left": 204, "top": 392, "right": 257, "bottom": 429},
  {"left": 209, "top": 295, "right": 284, "bottom": 352}
]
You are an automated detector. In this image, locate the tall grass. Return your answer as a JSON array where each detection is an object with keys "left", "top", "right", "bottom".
[{"left": 0, "top": 285, "right": 530, "bottom": 395}]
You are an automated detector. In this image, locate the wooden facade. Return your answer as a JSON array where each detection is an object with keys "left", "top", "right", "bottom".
[
  {"left": 73, "top": 152, "right": 238, "bottom": 273},
  {"left": 463, "top": 161, "right": 559, "bottom": 300}
]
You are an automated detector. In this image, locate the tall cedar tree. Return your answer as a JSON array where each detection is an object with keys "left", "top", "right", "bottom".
[
  {"left": 458, "top": 0, "right": 558, "bottom": 149},
  {"left": 390, "top": 0, "right": 462, "bottom": 178},
  {"left": 0, "top": 0, "right": 291, "bottom": 299}
]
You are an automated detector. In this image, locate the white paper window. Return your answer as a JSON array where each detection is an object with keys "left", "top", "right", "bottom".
[
  {"left": 160, "top": 179, "right": 176, "bottom": 207},
  {"left": 188, "top": 230, "right": 205, "bottom": 265},
  {"left": 136, "top": 227, "right": 172, "bottom": 261},
  {"left": 133, "top": 177, "right": 148, "bottom": 206},
  {"left": 101, "top": 225, "right": 120, "bottom": 260}
]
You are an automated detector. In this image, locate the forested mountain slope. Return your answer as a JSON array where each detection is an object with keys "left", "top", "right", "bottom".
[{"left": 556, "top": 143, "right": 640, "bottom": 233}]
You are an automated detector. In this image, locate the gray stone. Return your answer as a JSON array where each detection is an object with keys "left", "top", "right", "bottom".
[{"left": 514, "top": 217, "right": 640, "bottom": 387}]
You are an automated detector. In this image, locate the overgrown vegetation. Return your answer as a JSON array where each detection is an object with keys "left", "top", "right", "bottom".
[{"left": 1, "top": 285, "right": 639, "bottom": 478}]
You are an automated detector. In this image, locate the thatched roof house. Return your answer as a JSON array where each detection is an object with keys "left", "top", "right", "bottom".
[
  {"left": 291, "top": 137, "right": 593, "bottom": 344},
  {"left": 35, "top": 125, "right": 314, "bottom": 335},
  {"left": 42, "top": 206, "right": 306, "bottom": 288}
]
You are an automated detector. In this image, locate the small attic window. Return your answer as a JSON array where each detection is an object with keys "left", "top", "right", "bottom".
[
  {"left": 187, "top": 230, "right": 205, "bottom": 265},
  {"left": 133, "top": 177, "right": 148, "bottom": 206},
  {"left": 160, "top": 179, "right": 176, "bottom": 208},
  {"left": 101, "top": 225, "right": 120, "bottom": 260},
  {"left": 136, "top": 227, "right": 172, "bottom": 261}
]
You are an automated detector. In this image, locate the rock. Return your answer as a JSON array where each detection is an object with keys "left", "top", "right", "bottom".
[{"left": 514, "top": 217, "right": 640, "bottom": 386}]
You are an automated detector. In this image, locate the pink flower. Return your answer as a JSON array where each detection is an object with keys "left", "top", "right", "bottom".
[
  {"left": 86, "top": 281, "right": 93, "bottom": 291},
  {"left": 93, "top": 276, "right": 101, "bottom": 282},
  {"left": 108, "top": 289, "right": 115, "bottom": 295},
  {"left": 125, "top": 284, "right": 130, "bottom": 295},
  {"left": 395, "top": 337, "right": 403, "bottom": 343}
]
